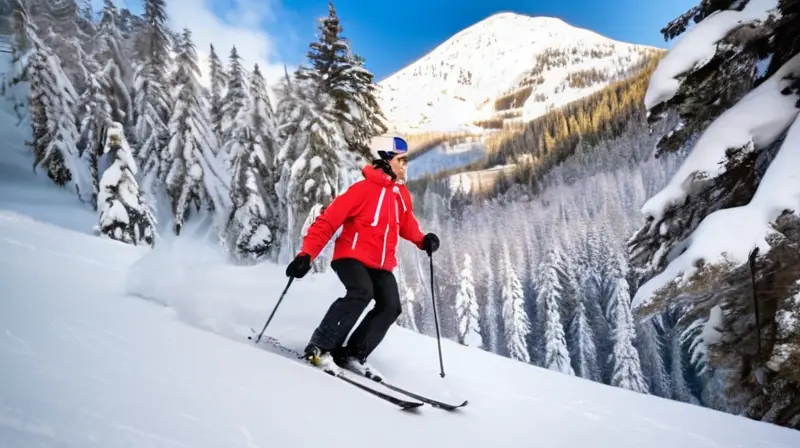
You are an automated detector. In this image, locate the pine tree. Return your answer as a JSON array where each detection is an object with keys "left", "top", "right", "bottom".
[
  {"left": 340, "top": 51, "right": 388, "bottom": 155},
  {"left": 75, "top": 72, "right": 113, "bottom": 209},
  {"left": 295, "top": 1, "right": 386, "bottom": 157},
  {"left": 208, "top": 43, "right": 227, "bottom": 141},
  {"left": 96, "top": 122, "right": 156, "bottom": 246},
  {"left": 275, "top": 70, "right": 344, "bottom": 253},
  {"left": 609, "top": 278, "right": 648, "bottom": 393},
  {"left": 218, "top": 46, "right": 249, "bottom": 156},
  {"left": 501, "top": 242, "right": 530, "bottom": 363},
  {"left": 131, "top": 0, "right": 173, "bottom": 192},
  {"left": 224, "top": 63, "right": 281, "bottom": 261},
  {"left": 25, "top": 0, "right": 95, "bottom": 93},
  {"left": 19, "top": 6, "right": 89, "bottom": 198},
  {"left": 538, "top": 249, "right": 574, "bottom": 374},
  {"left": 669, "top": 324, "right": 700, "bottom": 405},
  {"left": 250, "top": 64, "right": 283, "bottom": 247},
  {"left": 634, "top": 317, "right": 673, "bottom": 398},
  {"left": 568, "top": 296, "right": 600, "bottom": 381},
  {"left": 165, "top": 28, "right": 230, "bottom": 234},
  {"left": 551, "top": 243, "right": 581, "bottom": 335},
  {"left": 94, "top": 0, "right": 133, "bottom": 127},
  {"left": 394, "top": 260, "right": 420, "bottom": 332},
  {"left": 480, "top": 236, "right": 502, "bottom": 353},
  {"left": 455, "top": 253, "right": 483, "bottom": 347}
]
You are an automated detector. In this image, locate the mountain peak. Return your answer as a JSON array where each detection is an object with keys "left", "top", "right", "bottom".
[
  {"left": 377, "top": 14, "right": 657, "bottom": 133},
  {"left": 475, "top": 11, "right": 568, "bottom": 27}
]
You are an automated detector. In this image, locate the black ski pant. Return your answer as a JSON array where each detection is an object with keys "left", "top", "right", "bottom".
[{"left": 308, "top": 258, "right": 402, "bottom": 361}]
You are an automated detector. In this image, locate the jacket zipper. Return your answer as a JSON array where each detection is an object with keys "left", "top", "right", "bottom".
[{"left": 351, "top": 232, "right": 358, "bottom": 249}]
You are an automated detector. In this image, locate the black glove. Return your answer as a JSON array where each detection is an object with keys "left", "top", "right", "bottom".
[
  {"left": 421, "top": 233, "right": 439, "bottom": 256},
  {"left": 286, "top": 253, "right": 312, "bottom": 278}
]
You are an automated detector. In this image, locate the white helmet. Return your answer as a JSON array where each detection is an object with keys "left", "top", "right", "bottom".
[{"left": 369, "top": 135, "right": 409, "bottom": 161}]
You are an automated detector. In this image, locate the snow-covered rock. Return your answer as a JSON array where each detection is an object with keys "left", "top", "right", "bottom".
[{"left": 377, "top": 12, "right": 658, "bottom": 132}]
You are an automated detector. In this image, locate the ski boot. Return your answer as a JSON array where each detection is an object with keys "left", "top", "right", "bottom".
[
  {"left": 337, "top": 354, "right": 384, "bottom": 383},
  {"left": 302, "top": 345, "right": 342, "bottom": 376}
]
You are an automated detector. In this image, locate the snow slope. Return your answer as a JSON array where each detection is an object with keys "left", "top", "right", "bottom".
[
  {"left": 4, "top": 214, "right": 800, "bottom": 447},
  {"left": 377, "top": 12, "right": 657, "bottom": 132},
  {"left": 2, "top": 152, "right": 800, "bottom": 447}
]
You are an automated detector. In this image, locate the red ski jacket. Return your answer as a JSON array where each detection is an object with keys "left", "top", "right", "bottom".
[{"left": 299, "top": 165, "right": 425, "bottom": 271}]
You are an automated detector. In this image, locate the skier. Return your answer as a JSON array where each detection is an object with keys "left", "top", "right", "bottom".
[{"left": 285, "top": 135, "right": 440, "bottom": 381}]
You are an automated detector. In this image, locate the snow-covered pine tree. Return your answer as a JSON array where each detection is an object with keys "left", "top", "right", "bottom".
[
  {"left": 478, "top": 224, "right": 503, "bottom": 354},
  {"left": 667, "top": 319, "right": 701, "bottom": 405},
  {"left": 500, "top": 242, "right": 531, "bottom": 363},
  {"left": 208, "top": 43, "right": 227, "bottom": 141},
  {"left": 15, "top": 2, "right": 90, "bottom": 199},
  {"left": 568, "top": 295, "right": 600, "bottom": 381},
  {"left": 93, "top": 0, "right": 133, "bottom": 127},
  {"left": 274, "top": 69, "right": 344, "bottom": 254},
  {"left": 75, "top": 71, "right": 112, "bottom": 209},
  {"left": 218, "top": 46, "right": 249, "bottom": 162},
  {"left": 633, "top": 316, "right": 672, "bottom": 398},
  {"left": 454, "top": 253, "right": 483, "bottom": 348},
  {"left": 538, "top": 249, "right": 574, "bottom": 374},
  {"left": 295, "top": 1, "right": 387, "bottom": 158},
  {"left": 26, "top": 0, "right": 95, "bottom": 93},
  {"left": 223, "top": 63, "right": 281, "bottom": 261},
  {"left": 165, "top": 28, "right": 230, "bottom": 235},
  {"left": 96, "top": 122, "right": 156, "bottom": 246},
  {"left": 72, "top": 0, "right": 134, "bottom": 210},
  {"left": 248, "top": 64, "right": 283, "bottom": 250},
  {"left": 608, "top": 277, "right": 648, "bottom": 393},
  {"left": 339, "top": 51, "right": 388, "bottom": 156},
  {"left": 131, "top": 0, "right": 173, "bottom": 195},
  {"left": 395, "top": 259, "right": 421, "bottom": 333},
  {"left": 550, "top": 241, "right": 582, "bottom": 340},
  {"left": 627, "top": 0, "right": 800, "bottom": 427}
]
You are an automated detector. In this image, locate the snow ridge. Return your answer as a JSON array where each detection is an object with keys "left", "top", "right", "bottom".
[{"left": 377, "top": 12, "right": 658, "bottom": 132}]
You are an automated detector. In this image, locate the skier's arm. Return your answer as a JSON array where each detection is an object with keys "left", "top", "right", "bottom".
[
  {"left": 300, "top": 183, "right": 364, "bottom": 260},
  {"left": 399, "top": 190, "right": 425, "bottom": 249}
]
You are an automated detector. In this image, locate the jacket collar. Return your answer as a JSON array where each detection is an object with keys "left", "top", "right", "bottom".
[{"left": 362, "top": 165, "right": 396, "bottom": 187}]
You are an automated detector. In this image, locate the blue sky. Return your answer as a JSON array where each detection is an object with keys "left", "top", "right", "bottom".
[
  {"left": 264, "top": 0, "right": 699, "bottom": 81},
  {"left": 109, "top": 0, "right": 698, "bottom": 83}
]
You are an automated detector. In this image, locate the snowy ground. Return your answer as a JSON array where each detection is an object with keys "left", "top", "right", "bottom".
[{"left": 2, "top": 120, "right": 800, "bottom": 448}]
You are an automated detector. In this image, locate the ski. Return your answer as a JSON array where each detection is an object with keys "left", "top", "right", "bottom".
[
  {"left": 249, "top": 330, "right": 423, "bottom": 411},
  {"left": 317, "top": 365, "right": 423, "bottom": 411},
  {"left": 344, "top": 369, "right": 468, "bottom": 411}
]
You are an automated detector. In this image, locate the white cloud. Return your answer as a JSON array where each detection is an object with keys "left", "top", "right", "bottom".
[
  {"left": 92, "top": 0, "right": 296, "bottom": 92},
  {"left": 165, "top": 0, "right": 294, "bottom": 90}
]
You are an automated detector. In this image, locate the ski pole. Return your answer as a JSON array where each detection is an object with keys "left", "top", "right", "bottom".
[
  {"left": 250, "top": 277, "right": 294, "bottom": 344},
  {"left": 428, "top": 253, "right": 445, "bottom": 378}
]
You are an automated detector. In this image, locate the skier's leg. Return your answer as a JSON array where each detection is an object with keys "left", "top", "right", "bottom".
[
  {"left": 343, "top": 268, "right": 401, "bottom": 362},
  {"left": 305, "top": 258, "right": 374, "bottom": 355}
]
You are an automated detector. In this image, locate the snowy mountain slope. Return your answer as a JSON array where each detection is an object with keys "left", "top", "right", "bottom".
[
  {"left": 377, "top": 12, "right": 658, "bottom": 132},
  {"left": 2, "top": 153, "right": 800, "bottom": 446}
]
